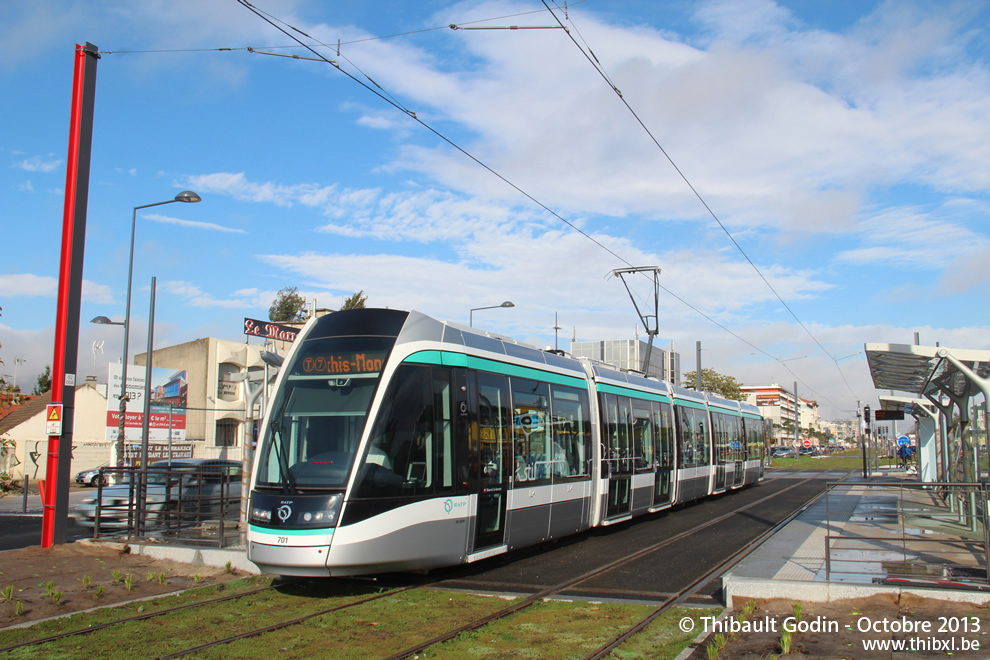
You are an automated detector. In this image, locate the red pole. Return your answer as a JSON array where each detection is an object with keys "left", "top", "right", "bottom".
[{"left": 42, "top": 43, "right": 99, "bottom": 547}]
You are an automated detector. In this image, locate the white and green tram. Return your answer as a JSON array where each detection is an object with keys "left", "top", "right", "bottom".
[{"left": 247, "top": 309, "right": 767, "bottom": 577}]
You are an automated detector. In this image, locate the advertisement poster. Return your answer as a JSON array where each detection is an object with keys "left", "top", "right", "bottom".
[{"left": 106, "top": 363, "right": 187, "bottom": 444}]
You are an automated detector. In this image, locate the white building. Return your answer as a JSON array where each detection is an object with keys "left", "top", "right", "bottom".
[
  {"left": 0, "top": 380, "right": 112, "bottom": 481},
  {"left": 570, "top": 339, "right": 680, "bottom": 382}
]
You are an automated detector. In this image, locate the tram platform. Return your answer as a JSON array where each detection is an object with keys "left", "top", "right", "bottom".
[{"left": 723, "top": 470, "right": 990, "bottom": 607}]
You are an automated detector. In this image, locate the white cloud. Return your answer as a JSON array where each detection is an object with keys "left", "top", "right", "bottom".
[
  {"left": 0, "top": 273, "right": 57, "bottom": 296},
  {"left": 144, "top": 213, "right": 247, "bottom": 234},
  {"left": 0, "top": 274, "right": 112, "bottom": 305},
  {"left": 836, "top": 207, "right": 990, "bottom": 270},
  {"left": 160, "top": 280, "right": 253, "bottom": 309},
  {"left": 16, "top": 154, "right": 61, "bottom": 173}
]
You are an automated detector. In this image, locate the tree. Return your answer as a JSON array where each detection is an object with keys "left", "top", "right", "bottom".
[
  {"left": 0, "top": 378, "right": 23, "bottom": 410},
  {"left": 680, "top": 368, "right": 745, "bottom": 401},
  {"left": 33, "top": 365, "right": 51, "bottom": 395},
  {"left": 268, "top": 287, "right": 308, "bottom": 322},
  {"left": 340, "top": 291, "right": 368, "bottom": 310}
]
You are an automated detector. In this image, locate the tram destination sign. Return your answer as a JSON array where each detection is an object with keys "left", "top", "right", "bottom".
[
  {"left": 874, "top": 410, "right": 904, "bottom": 420},
  {"left": 243, "top": 317, "right": 299, "bottom": 343},
  {"left": 296, "top": 351, "right": 387, "bottom": 375}
]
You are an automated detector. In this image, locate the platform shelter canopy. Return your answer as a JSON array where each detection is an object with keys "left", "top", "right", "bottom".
[
  {"left": 865, "top": 343, "right": 990, "bottom": 401},
  {"left": 877, "top": 394, "right": 938, "bottom": 420}
]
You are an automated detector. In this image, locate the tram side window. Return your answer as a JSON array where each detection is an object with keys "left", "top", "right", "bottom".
[
  {"left": 713, "top": 412, "right": 729, "bottom": 464},
  {"left": 745, "top": 418, "right": 765, "bottom": 460},
  {"left": 731, "top": 416, "right": 744, "bottom": 461},
  {"left": 549, "top": 385, "right": 590, "bottom": 479},
  {"left": 632, "top": 401, "right": 654, "bottom": 471},
  {"left": 512, "top": 379, "right": 552, "bottom": 482},
  {"left": 676, "top": 406, "right": 709, "bottom": 468},
  {"left": 601, "top": 393, "right": 633, "bottom": 476},
  {"left": 655, "top": 402, "right": 675, "bottom": 469},
  {"left": 355, "top": 364, "right": 453, "bottom": 499},
  {"left": 478, "top": 372, "right": 510, "bottom": 487}
]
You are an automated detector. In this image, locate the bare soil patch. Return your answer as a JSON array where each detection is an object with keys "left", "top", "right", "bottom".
[
  {"left": 0, "top": 541, "right": 234, "bottom": 628},
  {"left": 686, "top": 593, "right": 990, "bottom": 659}
]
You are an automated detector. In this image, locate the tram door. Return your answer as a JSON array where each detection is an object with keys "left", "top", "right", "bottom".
[
  {"left": 474, "top": 372, "right": 510, "bottom": 550},
  {"left": 653, "top": 402, "right": 674, "bottom": 507},
  {"left": 713, "top": 413, "right": 727, "bottom": 493},
  {"left": 603, "top": 394, "right": 633, "bottom": 519}
]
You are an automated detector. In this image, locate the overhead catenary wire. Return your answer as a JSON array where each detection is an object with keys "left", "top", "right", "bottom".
[
  {"left": 227, "top": 0, "right": 852, "bottom": 408},
  {"left": 234, "top": 0, "right": 633, "bottom": 269},
  {"left": 99, "top": 3, "right": 589, "bottom": 56},
  {"left": 543, "top": 0, "right": 859, "bottom": 405}
]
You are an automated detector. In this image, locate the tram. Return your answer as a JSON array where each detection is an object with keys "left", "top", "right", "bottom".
[{"left": 247, "top": 309, "right": 767, "bottom": 577}]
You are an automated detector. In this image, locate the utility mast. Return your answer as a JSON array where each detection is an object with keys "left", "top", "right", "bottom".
[{"left": 609, "top": 266, "right": 662, "bottom": 376}]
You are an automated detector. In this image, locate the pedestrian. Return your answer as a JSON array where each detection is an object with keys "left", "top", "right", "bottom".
[{"left": 897, "top": 444, "right": 909, "bottom": 469}]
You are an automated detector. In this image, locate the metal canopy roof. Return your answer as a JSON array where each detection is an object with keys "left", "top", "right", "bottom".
[
  {"left": 865, "top": 343, "right": 990, "bottom": 401},
  {"left": 877, "top": 394, "right": 938, "bottom": 419}
]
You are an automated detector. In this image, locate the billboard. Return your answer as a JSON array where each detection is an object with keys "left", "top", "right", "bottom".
[{"left": 106, "top": 364, "right": 187, "bottom": 444}]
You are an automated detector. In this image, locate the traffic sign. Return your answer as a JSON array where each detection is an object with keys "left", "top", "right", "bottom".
[
  {"left": 802, "top": 440, "right": 812, "bottom": 448},
  {"left": 46, "top": 404, "right": 63, "bottom": 436},
  {"left": 898, "top": 435, "right": 911, "bottom": 447}
]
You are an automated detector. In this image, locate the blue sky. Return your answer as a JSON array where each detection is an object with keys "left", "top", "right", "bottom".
[{"left": 2, "top": 0, "right": 988, "bottom": 420}]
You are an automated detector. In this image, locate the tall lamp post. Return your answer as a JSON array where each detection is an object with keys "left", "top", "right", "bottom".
[
  {"left": 114, "top": 191, "right": 202, "bottom": 467},
  {"left": 470, "top": 301, "right": 514, "bottom": 327}
]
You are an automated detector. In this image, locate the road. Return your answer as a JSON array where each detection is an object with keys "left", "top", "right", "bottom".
[{"left": 0, "top": 486, "right": 94, "bottom": 551}]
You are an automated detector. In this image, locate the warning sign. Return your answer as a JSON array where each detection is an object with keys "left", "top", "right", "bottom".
[{"left": 46, "top": 404, "right": 63, "bottom": 436}]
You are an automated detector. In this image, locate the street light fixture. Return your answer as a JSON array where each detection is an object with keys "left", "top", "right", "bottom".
[
  {"left": 116, "top": 191, "right": 202, "bottom": 467},
  {"left": 91, "top": 315, "right": 125, "bottom": 326},
  {"left": 469, "top": 301, "right": 514, "bottom": 327}
]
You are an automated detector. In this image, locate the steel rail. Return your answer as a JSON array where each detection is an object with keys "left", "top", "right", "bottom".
[
  {"left": 156, "top": 582, "right": 420, "bottom": 659},
  {"left": 8, "top": 475, "right": 827, "bottom": 658},
  {"left": 585, "top": 479, "right": 835, "bottom": 659},
  {"left": 382, "top": 477, "right": 820, "bottom": 660},
  {"left": 0, "top": 579, "right": 287, "bottom": 654}
]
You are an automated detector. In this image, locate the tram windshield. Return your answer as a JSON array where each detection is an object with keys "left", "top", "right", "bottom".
[{"left": 254, "top": 336, "right": 393, "bottom": 492}]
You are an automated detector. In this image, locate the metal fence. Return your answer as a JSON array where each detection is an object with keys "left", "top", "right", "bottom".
[
  {"left": 85, "top": 465, "right": 242, "bottom": 548},
  {"left": 824, "top": 481, "right": 989, "bottom": 587}
]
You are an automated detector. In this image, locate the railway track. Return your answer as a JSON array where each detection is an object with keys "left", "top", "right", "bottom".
[{"left": 0, "top": 476, "right": 835, "bottom": 658}]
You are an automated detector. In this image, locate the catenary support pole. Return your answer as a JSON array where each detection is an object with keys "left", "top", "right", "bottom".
[{"left": 42, "top": 43, "right": 99, "bottom": 548}]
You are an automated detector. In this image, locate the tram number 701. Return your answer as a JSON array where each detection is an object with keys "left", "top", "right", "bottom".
[{"left": 277, "top": 536, "right": 289, "bottom": 544}]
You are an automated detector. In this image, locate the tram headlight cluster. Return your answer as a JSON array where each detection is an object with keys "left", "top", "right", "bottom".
[
  {"left": 250, "top": 494, "right": 343, "bottom": 527},
  {"left": 295, "top": 494, "right": 342, "bottom": 526}
]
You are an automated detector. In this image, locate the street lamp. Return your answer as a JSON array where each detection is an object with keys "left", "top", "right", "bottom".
[
  {"left": 91, "top": 315, "right": 125, "bottom": 326},
  {"left": 469, "top": 301, "right": 514, "bottom": 327},
  {"left": 116, "top": 191, "right": 202, "bottom": 467}
]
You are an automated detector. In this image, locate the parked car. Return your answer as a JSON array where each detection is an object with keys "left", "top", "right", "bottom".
[
  {"left": 74, "top": 459, "right": 244, "bottom": 530},
  {"left": 770, "top": 446, "right": 796, "bottom": 458},
  {"left": 798, "top": 446, "right": 815, "bottom": 456},
  {"left": 75, "top": 464, "right": 109, "bottom": 487}
]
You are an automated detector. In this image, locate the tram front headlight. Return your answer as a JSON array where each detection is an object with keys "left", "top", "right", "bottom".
[
  {"left": 251, "top": 507, "right": 272, "bottom": 522},
  {"left": 296, "top": 494, "right": 342, "bottom": 527}
]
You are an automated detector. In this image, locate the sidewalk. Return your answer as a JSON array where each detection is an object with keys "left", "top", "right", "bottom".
[{"left": 723, "top": 473, "right": 990, "bottom": 607}]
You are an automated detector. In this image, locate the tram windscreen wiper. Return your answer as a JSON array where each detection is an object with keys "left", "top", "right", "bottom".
[{"left": 269, "top": 398, "right": 297, "bottom": 494}]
